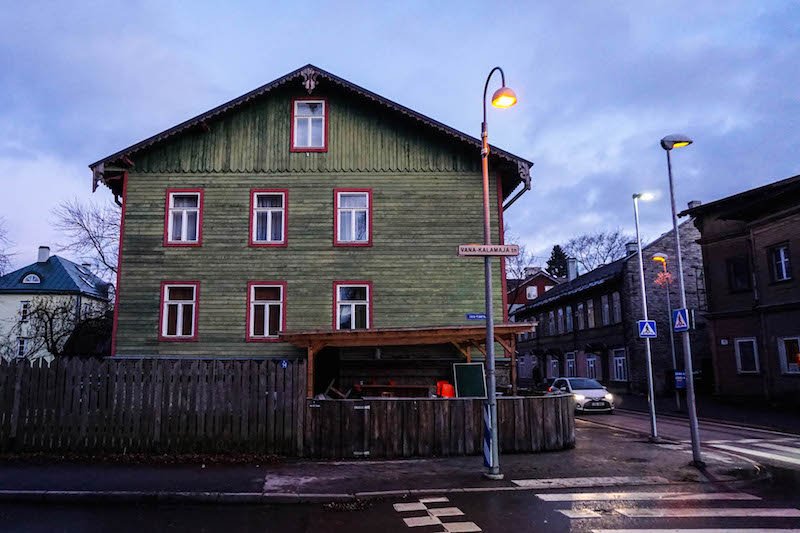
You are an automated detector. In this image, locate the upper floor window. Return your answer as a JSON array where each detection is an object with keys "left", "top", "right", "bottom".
[
  {"left": 19, "top": 301, "right": 30, "bottom": 322},
  {"left": 526, "top": 286, "right": 538, "bottom": 300},
  {"left": 291, "top": 99, "right": 327, "bottom": 151},
  {"left": 601, "top": 294, "right": 610, "bottom": 326},
  {"left": 247, "top": 282, "right": 285, "bottom": 341},
  {"left": 547, "top": 310, "right": 555, "bottom": 336},
  {"left": 612, "top": 292, "right": 622, "bottom": 323},
  {"left": 565, "top": 305, "right": 573, "bottom": 332},
  {"left": 586, "top": 299, "right": 595, "bottom": 328},
  {"left": 165, "top": 189, "right": 203, "bottom": 246},
  {"left": 576, "top": 303, "right": 585, "bottom": 330},
  {"left": 335, "top": 282, "right": 371, "bottom": 330},
  {"left": 734, "top": 337, "right": 759, "bottom": 374},
  {"left": 769, "top": 244, "right": 792, "bottom": 282},
  {"left": 726, "top": 256, "right": 751, "bottom": 292},
  {"left": 334, "top": 189, "right": 371, "bottom": 246},
  {"left": 778, "top": 337, "right": 800, "bottom": 375},
  {"left": 250, "top": 190, "right": 287, "bottom": 246},
  {"left": 556, "top": 308, "right": 564, "bottom": 334},
  {"left": 22, "top": 273, "right": 40, "bottom": 284},
  {"left": 160, "top": 282, "right": 199, "bottom": 340}
]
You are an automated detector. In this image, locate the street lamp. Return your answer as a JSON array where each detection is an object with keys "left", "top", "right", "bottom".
[
  {"left": 660, "top": 133, "right": 703, "bottom": 467},
  {"left": 652, "top": 253, "right": 680, "bottom": 410},
  {"left": 481, "top": 67, "right": 517, "bottom": 480},
  {"left": 632, "top": 192, "right": 658, "bottom": 442}
]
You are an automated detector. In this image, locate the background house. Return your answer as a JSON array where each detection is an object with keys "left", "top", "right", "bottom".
[
  {"left": 512, "top": 220, "right": 711, "bottom": 396},
  {"left": 507, "top": 267, "right": 562, "bottom": 317},
  {"left": 0, "top": 246, "right": 111, "bottom": 361},
  {"left": 683, "top": 174, "right": 800, "bottom": 403}
]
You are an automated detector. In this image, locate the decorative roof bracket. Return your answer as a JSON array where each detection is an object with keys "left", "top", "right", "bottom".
[{"left": 300, "top": 67, "right": 319, "bottom": 94}]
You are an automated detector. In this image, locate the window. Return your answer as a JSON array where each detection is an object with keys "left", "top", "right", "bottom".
[
  {"left": 769, "top": 244, "right": 792, "bottom": 282},
  {"left": 549, "top": 356, "right": 560, "bottom": 378},
  {"left": 22, "top": 274, "right": 40, "bottom": 284},
  {"left": 586, "top": 354, "right": 597, "bottom": 379},
  {"left": 334, "top": 282, "right": 371, "bottom": 330},
  {"left": 734, "top": 337, "right": 759, "bottom": 374},
  {"left": 586, "top": 300, "right": 595, "bottom": 328},
  {"left": 566, "top": 352, "right": 576, "bottom": 377},
  {"left": 16, "top": 338, "right": 26, "bottom": 358},
  {"left": 576, "top": 303, "right": 585, "bottom": 330},
  {"left": 565, "top": 305, "right": 573, "bottom": 332},
  {"left": 526, "top": 286, "right": 538, "bottom": 300},
  {"left": 291, "top": 98, "right": 327, "bottom": 151},
  {"left": 19, "top": 301, "right": 30, "bottom": 322},
  {"left": 334, "top": 189, "right": 371, "bottom": 246},
  {"left": 726, "top": 256, "right": 751, "bottom": 291},
  {"left": 612, "top": 348, "right": 628, "bottom": 381},
  {"left": 247, "top": 282, "right": 285, "bottom": 341},
  {"left": 164, "top": 189, "right": 203, "bottom": 246},
  {"left": 159, "top": 282, "right": 199, "bottom": 340},
  {"left": 778, "top": 337, "right": 800, "bottom": 374},
  {"left": 612, "top": 292, "right": 621, "bottom": 323},
  {"left": 601, "top": 294, "right": 610, "bottom": 326},
  {"left": 250, "top": 190, "right": 287, "bottom": 246},
  {"left": 547, "top": 310, "right": 555, "bottom": 336},
  {"left": 556, "top": 308, "right": 564, "bottom": 334}
]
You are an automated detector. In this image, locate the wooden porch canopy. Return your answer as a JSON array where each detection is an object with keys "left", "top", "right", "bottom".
[{"left": 281, "top": 323, "right": 533, "bottom": 398}]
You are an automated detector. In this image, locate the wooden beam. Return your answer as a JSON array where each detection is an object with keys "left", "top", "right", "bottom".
[
  {"left": 470, "top": 341, "right": 487, "bottom": 357},
  {"left": 466, "top": 344, "right": 471, "bottom": 364},
  {"left": 496, "top": 336, "right": 513, "bottom": 355},
  {"left": 306, "top": 346, "right": 315, "bottom": 399},
  {"left": 510, "top": 336, "right": 517, "bottom": 396},
  {"left": 451, "top": 342, "right": 470, "bottom": 359}
]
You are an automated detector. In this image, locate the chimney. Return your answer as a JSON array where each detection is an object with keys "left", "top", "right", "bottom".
[
  {"left": 625, "top": 241, "right": 638, "bottom": 255},
  {"left": 567, "top": 258, "right": 578, "bottom": 281},
  {"left": 81, "top": 262, "right": 92, "bottom": 271},
  {"left": 687, "top": 200, "right": 702, "bottom": 209},
  {"left": 37, "top": 246, "right": 50, "bottom": 263}
]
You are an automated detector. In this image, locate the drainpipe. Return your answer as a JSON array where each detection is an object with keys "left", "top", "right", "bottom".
[{"left": 748, "top": 227, "right": 770, "bottom": 400}]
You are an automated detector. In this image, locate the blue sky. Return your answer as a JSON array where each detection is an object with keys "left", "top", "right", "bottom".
[{"left": 1, "top": 1, "right": 798, "bottom": 268}]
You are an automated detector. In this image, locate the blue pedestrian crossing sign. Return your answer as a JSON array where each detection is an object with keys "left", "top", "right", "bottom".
[
  {"left": 673, "top": 308, "right": 690, "bottom": 332},
  {"left": 638, "top": 320, "right": 657, "bottom": 338}
]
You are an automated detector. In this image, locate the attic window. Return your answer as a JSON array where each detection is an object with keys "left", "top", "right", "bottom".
[
  {"left": 80, "top": 276, "right": 95, "bottom": 288},
  {"left": 22, "top": 274, "right": 41, "bottom": 284},
  {"left": 291, "top": 99, "right": 327, "bottom": 152}
]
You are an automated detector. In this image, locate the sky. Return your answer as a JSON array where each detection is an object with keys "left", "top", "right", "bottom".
[{"left": 1, "top": 1, "right": 798, "bottom": 270}]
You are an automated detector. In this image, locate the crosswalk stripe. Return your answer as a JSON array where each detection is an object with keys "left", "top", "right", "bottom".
[
  {"left": 536, "top": 491, "right": 760, "bottom": 502},
  {"left": 592, "top": 529, "right": 800, "bottom": 533},
  {"left": 756, "top": 441, "right": 800, "bottom": 456},
  {"left": 616, "top": 507, "right": 800, "bottom": 518},
  {"left": 512, "top": 476, "right": 669, "bottom": 489},
  {"left": 442, "top": 522, "right": 482, "bottom": 532},
  {"left": 711, "top": 443, "right": 800, "bottom": 467},
  {"left": 559, "top": 509, "right": 603, "bottom": 518}
]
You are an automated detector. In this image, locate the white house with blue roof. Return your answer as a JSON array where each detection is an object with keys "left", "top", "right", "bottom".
[{"left": 0, "top": 246, "right": 111, "bottom": 361}]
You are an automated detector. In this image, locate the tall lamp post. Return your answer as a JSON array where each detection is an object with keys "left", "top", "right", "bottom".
[
  {"left": 632, "top": 192, "right": 658, "bottom": 442},
  {"left": 660, "top": 133, "right": 703, "bottom": 466},
  {"left": 652, "top": 253, "right": 681, "bottom": 410},
  {"left": 481, "top": 67, "right": 517, "bottom": 480}
]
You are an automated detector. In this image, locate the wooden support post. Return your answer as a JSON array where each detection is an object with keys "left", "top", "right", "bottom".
[
  {"left": 466, "top": 344, "right": 471, "bottom": 363},
  {"left": 510, "top": 335, "right": 517, "bottom": 396},
  {"left": 306, "top": 346, "right": 315, "bottom": 399}
]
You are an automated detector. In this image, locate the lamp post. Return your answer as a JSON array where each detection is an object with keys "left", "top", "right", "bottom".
[
  {"left": 632, "top": 192, "right": 658, "bottom": 442},
  {"left": 652, "top": 253, "right": 680, "bottom": 410},
  {"left": 660, "top": 133, "right": 703, "bottom": 466},
  {"left": 481, "top": 67, "right": 517, "bottom": 480}
]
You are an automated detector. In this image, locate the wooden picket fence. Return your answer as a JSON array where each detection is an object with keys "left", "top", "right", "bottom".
[{"left": 0, "top": 357, "right": 305, "bottom": 454}]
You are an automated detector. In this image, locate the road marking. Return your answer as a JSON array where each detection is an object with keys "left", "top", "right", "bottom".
[
  {"left": 403, "top": 515, "right": 441, "bottom": 527},
  {"left": 537, "top": 491, "right": 760, "bottom": 502},
  {"left": 512, "top": 476, "right": 669, "bottom": 489},
  {"left": 711, "top": 443, "right": 800, "bottom": 467},
  {"left": 419, "top": 496, "right": 449, "bottom": 503},
  {"left": 756, "top": 441, "right": 800, "bottom": 456},
  {"left": 442, "top": 523, "right": 482, "bottom": 532},
  {"left": 593, "top": 529, "right": 800, "bottom": 533},
  {"left": 393, "top": 502, "right": 427, "bottom": 512},
  {"left": 428, "top": 507, "right": 464, "bottom": 517},
  {"left": 559, "top": 509, "right": 603, "bottom": 519},
  {"left": 616, "top": 507, "right": 800, "bottom": 518}
]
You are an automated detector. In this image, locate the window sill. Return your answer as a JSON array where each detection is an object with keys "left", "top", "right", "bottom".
[
  {"left": 334, "top": 241, "right": 372, "bottom": 248},
  {"left": 290, "top": 146, "right": 327, "bottom": 153},
  {"left": 246, "top": 336, "right": 283, "bottom": 343},
  {"left": 736, "top": 371, "right": 760, "bottom": 375},
  {"left": 164, "top": 241, "right": 202, "bottom": 248},
  {"left": 249, "top": 242, "right": 288, "bottom": 248},
  {"left": 158, "top": 336, "right": 199, "bottom": 342}
]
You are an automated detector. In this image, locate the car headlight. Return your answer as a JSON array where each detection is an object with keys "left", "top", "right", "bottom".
[
  {"left": 574, "top": 394, "right": 585, "bottom": 401},
  {"left": 604, "top": 393, "right": 613, "bottom": 401}
]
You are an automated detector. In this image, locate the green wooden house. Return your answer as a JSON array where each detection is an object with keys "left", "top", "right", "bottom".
[{"left": 91, "top": 65, "right": 533, "bottom": 397}]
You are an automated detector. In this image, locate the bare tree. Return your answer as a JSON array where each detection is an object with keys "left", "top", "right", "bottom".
[
  {"left": 503, "top": 224, "right": 542, "bottom": 311},
  {"left": 563, "top": 229, "right": 634, "bottom": 273},
  {"left": 0, "top": 217, "right": 12, "bottom": 275},
  {"left": 52, "top": 198, "right": 120, "bottom": 282}
]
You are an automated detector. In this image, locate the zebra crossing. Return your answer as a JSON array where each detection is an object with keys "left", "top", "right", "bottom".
[
  {"left": 392, "top": 496, "right": 482, "bottom": 532},
  {"left": 698, "top": 436, "right": 800, "bottom": 468}
]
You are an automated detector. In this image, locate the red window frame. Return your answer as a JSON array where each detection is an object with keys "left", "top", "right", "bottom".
[
  {"left": 163, "top": 188, "right": 204, "bottom": 247},
  {"left": 333, "top": 188, "right": 373, "bottom": 247},
  {"left": 248, "top": 189, "right": 289, "bottom": 247},
  {"left": 290, "top": 97, "right": 328, "bottom": 153},
  {"left": 332, "top": 280, "right": 373, "bottom": 330},
  {"left": 245, "top": 281, "right": 287, "bottom": 342},
  {"left": 158, "top": 281, "right": 200, "bottom": 342}
]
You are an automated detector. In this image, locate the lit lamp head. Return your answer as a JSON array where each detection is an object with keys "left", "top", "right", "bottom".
[
  {"left": 660, "top": 134, "right": 693, "bottom": 151},
  {"left": 633, "top": 192, "right": 657, "bottom": 201},
  {"left": 651, "top": 253, "right": 668, "bottom": 265},
  {"left": 491, "top": 86, "right": 518, "bottom": 108}
]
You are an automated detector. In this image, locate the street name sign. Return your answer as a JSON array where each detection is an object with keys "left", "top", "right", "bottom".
[
  {"left": 638, "top": 320, "right": 657, "bottom": 338},
  {"left": 674, "top": 371, "right": 687, "bottom": 390},
  {"left": 673, "top": 308, "right": 690, "bottom": 332},
  {"left": 466, "top": 313, "right": 486, "bottom": 320},
  {"left": 458, "top": 244, "right": 519, "bottom": 257}
]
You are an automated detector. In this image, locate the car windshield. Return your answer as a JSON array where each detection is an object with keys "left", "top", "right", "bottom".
[{"left": 568, "top": 378, "right": 603, "bottom": 389}]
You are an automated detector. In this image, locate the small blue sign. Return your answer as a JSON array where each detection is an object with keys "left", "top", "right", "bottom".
[
  {"left": 466, "top": 313, "right": 487, "bottom": 320},
  {"left": 638, "top": 320, "right": 658, "bottom": 338},
  {"left": 673, "top": 308, "right": 690, "bottom": 332},
  {"left": 280, "top": 359, "right": 289, "bottom": 369},
  {"left": 674, "top": 371, "right": 686, "bottom": 390}
]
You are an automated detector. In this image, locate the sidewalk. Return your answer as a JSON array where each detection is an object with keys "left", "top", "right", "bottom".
[
  {"left": 0, "top": 420, "right": 762, "bottom": 504},
  {"left": 616, "top": 393, "right": 800, "bottom": 434}
]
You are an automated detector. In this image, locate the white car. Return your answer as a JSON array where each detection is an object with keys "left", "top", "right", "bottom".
[{"left": 551, "top": 377, "right": 615, "bottom": 413}]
